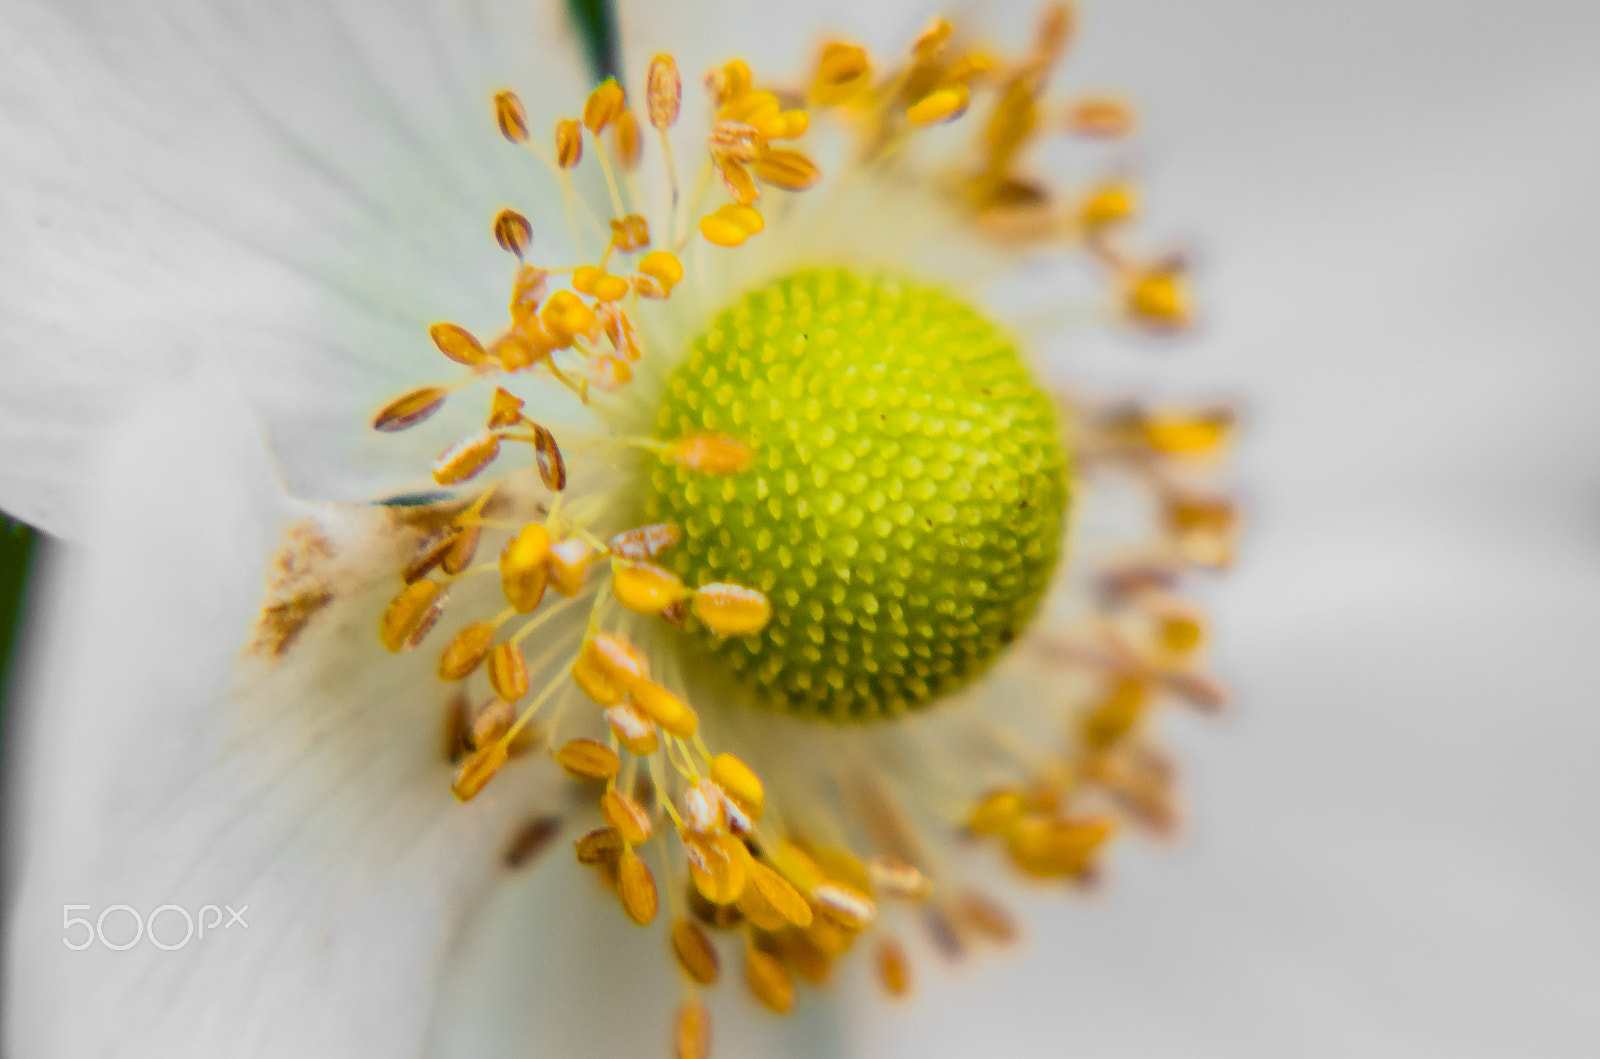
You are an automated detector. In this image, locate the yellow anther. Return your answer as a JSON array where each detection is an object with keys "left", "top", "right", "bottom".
[
  {"left": 1125, "top": 266, "right": 1190, "bottom": 328},
  {"left": 405, "top": 526, "right": 478, "bottom": 583},
  {"left": 682, "top": 829, "right": 748, "bottom": 905},
  {"left": 647, "top": 54, "right": 682, "bottom": 129},
  {"left": 547, "top": 537, "right": 596, "bottom": 596},
  {"left": 571, "top": 633, "right": 648, "bottom": 705},
  {"left": 1080, "top": 182, "right": 1137, "bottom": 230},
  {"left": 1139, "top": 408, "right": 1234, "bottom": 455},
  {"left": 912, "top": 16, "right": 953, "bottom": 61},
  {"left": 451, "top": 740, "right": 509, "bottom": 802},
  {"left": 500, "top": 522, "right": 551, "bottom": 613},
  {"left": 735, "top": 870, "right": 789, "bottom": 931},
  {"left": 493, "top": 90, "right": 530, "bottom": 143},
  {"left": 613, "top": 109, "right": 642, "bottom": 169},
  {"left": 692, "top": 582, "right": 772, "bottom": 636},
  {"left": 1165, "top": 492, "right": 1238, "bottom": 568},
  {"left": 487, "top": 386, "right": 524, "bottom": 429},
  {"left": 749, "top": 860, "right": 812, "bottom": 927},
  {"left": 583, "top": 77, "right": 626, "bottom": 133},
  {"left": 635, "top": 251, "right": 683, "bottom": 298},
  {"left": 432, "top": 431, "right": 500, "bottom": 486},
  {"left": 671, "top": 919, "right": 720, "bottom": 985},
  {"left": 956, "top": 889, "right": 1018, "bottom": 942},
  {"left": 509, "top": 264, "right": 548, "bottom": 328},
  {"left": 605, "top": 701, "right": 660, "bottom": 757},
  {"left": 709, "top": 753, "right": 764, "bottom": 821},
  {"left": 768, "top": 109, "right": 809, "bottom": 139},
  {"left": 708, "top": 119, "right": 766, "bottom": 164},
  {"left": 717, "top": 91, "right": 781, "bottom": 133},
  {"left": 429, "top": 322, "right": 488, "bottom": 366},
  {"left": 1156, "top": 604, "right": 1205, "bottom": 655},
  {"left": 1036, "top": 1, "right": 1075, "bottom": 62},
  {"left": 1007, "top": 814, "right": 1114, "bottom": 878},
  {"left": 753, "top": 149, "right": 821, "bottom": 191},
  {"left": 608, "top": 213, "right": 650, "bottom": 252},
  {"left": 601, "top": 788, "right": 653, "bottom": 845},
  {"left": 745, "top": 949, "right": 795, "bottom": 1013},
  {"left": 574, "top": 826, "right": 624, "bottom": 865},
  {"left": 810, "top": 882, "right": 876, "bottom": 931},
  {"left": 380, "top": 578, "right": 447, "bottom": 653},
  {"left": 668, "top": 432, "right": 752, "bottom": 475},
  {"left": 555, "top": 737, "right": 622, "bottom": 781},
  {"left": 469, "top": 698, "right": 516, "bottom": 750},
  {"left": 1066, "top": 96, "right": 1136, "bottom": 137},
  {"left": 442, "top": 525, "right": 481, "bottom": 576},
  {"left": 907, "top": 84, "right": 971, "bottom": 127},
  {"left": 573, "top": 265, "right": 630, "bottom": 302},
  {"left": 876, "top": 938, "right": 912, "bottom": 997},
  {"left": 984, "top": 79, "right": 1039, "bottom": 173},
  {"left": 675, "top": 1001, "right": 711, "bottom": 1059},
  {"left": 617, "top": 848, "right": 659, "bottom": 925},
  {"left": 439, "top": 621, "right": 496, "bottom": 680},
  {"left": 555, "top": 119, "right": 583, "bottom": 168},
  {"left": 941, "top": 53, "right": 997, "bottom": 86},
  {"left": 811, "top": 41, "right": 870, "bottom": 105},
  {"left": 612, "top": 560, "right": 689, "bottom": 615},
  {"left": 373, "top": 387, "right": 447, "bottom": 433},
  {"left": 492, "top": 208, "right": 533, "bottom": 258},
  {"left": 867, "top": 855, "right": 933, "bottom": 902},
  {"left": 698, "top": 203, "right": 764, "bottom": 247},
  {"left": 718, "top": 159, "right": 758, "bottom": 206},
  {"left": 966, "top": 788, "right": 1026, "bottom": 835},
  {"left": 629, "top": 680, "right": 698, "bottom": 739},
  {"left": 772, "top": 840, "right": 824, "bottom": 895},
  {"left": 706, "top": 59, "right": 752, "bottom": 106},
  {"left": 486, "top": 641, "right": 529, "bottom": 701},
  {"left": 682, "top": 779, "right": 728, "bottom": 834},
  {"left": 539, "top": 289, "right": 597, "bottom": 348}
]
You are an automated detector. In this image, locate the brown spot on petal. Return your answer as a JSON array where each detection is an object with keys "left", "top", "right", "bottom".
[
  {"left": 503, "top": 815, "right": 562, "bottom": 870},
  {"left": 250, "top": 521, "right": 337, "bottom": 658}
]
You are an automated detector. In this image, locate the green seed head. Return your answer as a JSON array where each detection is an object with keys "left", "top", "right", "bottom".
[{"left": 645, "top": 268, "right": 1069, "bottom": 721}]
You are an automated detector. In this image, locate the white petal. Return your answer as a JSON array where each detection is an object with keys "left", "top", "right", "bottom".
[
  {"left": 4, "top": 361, "right": 563, "bottom": 1058},
  {"left": 0, "top": 0, "right": 592, "bottom": 538}
]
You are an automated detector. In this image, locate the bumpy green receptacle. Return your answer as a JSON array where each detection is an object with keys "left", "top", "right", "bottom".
[{"left": 646, "top": 268, "right": 1069, "bottom": 721}]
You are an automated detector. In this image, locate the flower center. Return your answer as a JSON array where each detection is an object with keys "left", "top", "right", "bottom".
[{"left": 645, "top": 268, "right": 1069, "bottom": 720}]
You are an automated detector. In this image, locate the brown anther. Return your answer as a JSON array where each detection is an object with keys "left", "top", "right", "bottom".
[
  {"left": 503, "top": 815, "right": 561, "bottom": 870},
  {"left": 706, "top": 59, "right": 752, "bottom": 106},
  {"left": 500, "top": 521, "right": 551, "bottom": 613},
  {"left": 404, "top": 528, "right": 457, "bottom": 584},
  {"left": 555, "top": 737, "right": 621, "bottom": 781},
  {"left": 583, "top": 78, "right": 626, "bottom": 133},
  {"left": 492, "top": 208, "right": 533, "bottom": 257},
  {"left": 745, "top": 949, "right": 795, "bottom": 1014},
  {"left": 610, "top": 523, "right": 682, "bottom": 561},
  {"left": 709, "top": 753, "right": 763, "bottom": 821},
  {"left": 493, "top": 90, "right": 530, "bottom": 143},
  {"left": 955, "top": 890, "right": 1018, "bottom": 942},
  {"left": 753, "top": 149, "right": 821, "bottom": 191},
  {"left": 429, "top": 322, "right": 489, "bottom": 366},
  {"left": 867, "top": 855, "right": 933, "bottom": 901},
  {"left": 439, "top": 621, "right": 496, "bottom": 680},
  {"left": 451, "top": 740, "right": 508, "bottom": 802},
  {"left": 432, "top": 431, "right": 501, "bottom": 486},
  {"left": 775, "top": 932, "right": 833, "bottom": 985},
  {"left": 748, "top": 860, "right": 813, "bottom": 928},
  {"left": 669, "top": 433, "right": 752, "bottom": 475},
  {"left": 486, "top": 641, "right": 529, "bottom": 701},
  {"left": 630, "top": 680, "right": 698, "bottom": 739},
  {"left": 682, "top": 829, "right": 748, "bottom": 905},
  {"left": 617, "top": 848, "right": 659, "bottom": 925},
  {"left": 601, "top": 789, "right": 653, "bottom": 845},
  {"left": 1065, "top": 96, "right": 1136, "bottom": 137},
  {"left": 811, "top": 883, "right": 876, "bottom": 931},
  {"left": 610, "top": 213, "right": 651, "bottom": 251},
  {"left": 487, "top": 387, "right": 525, "bottom": 429},
  {"left": 531, "top": 424, "right": 566, "bottom": 491},
  {"left": 613, "top": 561, "right": 688, "bottom": 615},
  {"left": 470, "top": 698, "right": 516, "bottom": 749},
  {"left": 709, "top": 119, "right": 766, "bottom": 164},
  {"left": 1007, "top": 814, "right": 1115, "bottom": 878},
  {"left": 646, "top": 54, "right": 682, "bottom": 129},
  {"left": 441, "top": 525, "right": 480, "bottom": 575},
  {"left": 574, "top": 826, "right": 625, "bottom": 865},
  {"left": 548, "top": 537, "right": 597, "bottom": 597},
  {"left": 605, "top": 700, "right": 660, "bottom": 756},
  {"left": 811, "top": 42, "right": 870, "bottom": 105},
  {"left": 613, "top": 110, "right": 642, "bottom": 168},
  {"left": 555, "top": 119, "right": 583, "bottom": 168},
  {"left": 718, "top": 159, "right": 759, "bottom": 206},
  {"left": 674, "top": 1001, "right": 711, "bottom": 1059},
  {"left": 599, "top": 305, "right": 643, "bottom": 361},
  {"left": 381, "top": 579, "right": 447, "bottom": 653},
  {"left": 659, "top": 599, "right": 688, "bottom": 626},
  {"left": 876, "top": 938, "right": 912, "bottom": 996},
  {"left": 682, "top": 779, "right": 728, "bottom": 835},
  {"left": 509, "top": 264, "right": 549, "bottom": 328},
  {"left": 373, "top": 387, "right": 448, "bottom": 432},
  {"left": 692, "top": 582, "right": 772, "bottom": 636},
  {"left": 671, "top": 919, "right": 720, "bottom": 984}
]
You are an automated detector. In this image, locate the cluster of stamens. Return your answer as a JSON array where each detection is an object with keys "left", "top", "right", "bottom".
[{"left": 360, "top": 7, "right": 1231, "bottom": 1057}]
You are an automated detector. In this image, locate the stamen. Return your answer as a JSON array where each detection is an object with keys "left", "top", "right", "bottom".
[
  {"left": 674, "top": 1001, "right": 712, "bottom": 1059},
  {"left": 500, "top": 521, "right": 551, "bottom": 613},
  {"left": 575, "top": 827, "right": 625, "bottom": 865},
  {"left": 745, "top": 948, "right": 796, "bottom": 1013},
  {"left": 907, "top": 84, "right": 970, "bottom": 127},
  {"left": 609, "top": 522, "right": 682, "bottom": 560},
  {"left": 631, "top": 680, "right": 699, "bottom": 739},
  {"left": 605, "top": 700, "right": 660, "bottom": 756},
  {"left": 617, "top": 848, "right": 660, "bottom": 925},
  {"left": 493, "top": 90, "right": 530, "bottom": 143},
  {"left": 492, "top": 208, "right": 533, "bottom": 258},
  {"left": 647, "top": 54, "right": 682, "bottom": 129},
  {"left": 612, "top": 560, "right": 689, "bottom": 615},
  {"left": 698, "top": 203, "right": 765, "bottom": 247},
  {"left": 451, "top": 740, "right": 508, "bottom": 802},
  {"left": 708, "top": 753, "right": 763, "bottom": 820},
  {"left": 486, "top": 641, "right": 530, "bottom": 701},
  {"left": 601, "top": 789, "right": 653, "bottom": 844},
  {"left": 438, "top": 620, "right": 496, "bottom": 679},
  {"left": 373, "top": 387, "right": 447, "bottom": 432},
  {"left": 380, "top": 579, "right": 447, "bottom": 652},
  {"left": 671, "top": 919, "right": 720, "bottom": 984},
  {"left": 752, "top": 150, "right": 822, "bottom": 191},
  {"left": 681, "top": 829, "right": 749, "bottom": 905},
  {"left": 432, "top": 431, "right": 500, "bottom": 485},
  {"left": 555, "top": 737, "right": 622, "bottom": 781},
  {"left": 691, "top": 583, "right": 772, "bottom": 636},
  {"left": 429, "top": 322, "right": 490, "bottom": 366},
  {"left": 876, "top": 938, "right": 912, "bottom": 997},
  {"left": 555, "top": 119, "right": 583, "bottom": 169}
]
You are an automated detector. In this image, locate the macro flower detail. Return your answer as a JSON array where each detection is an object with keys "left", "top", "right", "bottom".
[{"left": 298, "top": 6, "right": 1238, "bottom": 1053}]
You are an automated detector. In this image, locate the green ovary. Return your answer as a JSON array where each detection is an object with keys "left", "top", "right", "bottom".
[{"left": 645, "top": 268, "right": 1069, "bottom": 721}]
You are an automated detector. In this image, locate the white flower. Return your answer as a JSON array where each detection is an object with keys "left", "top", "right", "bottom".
[{"left": 0, "top": 1, "right": 1271, "bottom": 1057}]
